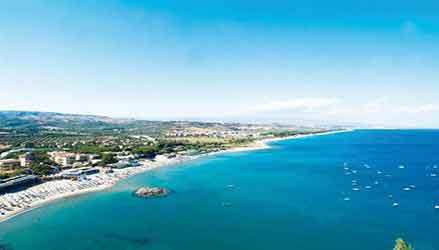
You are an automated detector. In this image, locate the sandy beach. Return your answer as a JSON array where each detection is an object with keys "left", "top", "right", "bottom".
[
  {"left": 0, "top": 155, "right": 194, "bottom": 223},
  {"left": 0, "top": 129, "right": 351, "bottom": 223},
  {"left": 223, "top": 129, "right": 353, "bottom": 153}
]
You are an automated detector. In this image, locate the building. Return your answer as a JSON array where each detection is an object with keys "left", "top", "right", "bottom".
[
  {"left": 60, "top": 167, "right": 100, "bottom": 179},
  {"left": 0, "top": 159, "right": 21, "bottom": 169},
  {"left": 48, "top": 151, "right": 77, "bottom": 167},
  {"left": 83, "top": 168, "right": 99, "bottom": 175},
  {"left": 19, "top": 153, "right": 34, "bottom": 167},
  {"left": 108, "top": 160, "right": 132, "bottom": 169},
  {"left": 75, "top": 154, "right": 89, "bottom": 162},
  {"left": 0, "top": 175, "right": 40, "bottom": 194}
]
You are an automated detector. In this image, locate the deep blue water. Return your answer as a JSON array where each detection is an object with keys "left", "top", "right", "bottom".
[{"left": 1, "top": 130, "right": 439, "bottom": 250}]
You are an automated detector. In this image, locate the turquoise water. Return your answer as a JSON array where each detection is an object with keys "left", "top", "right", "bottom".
[{"left": 1, "top": 130, "right": 439, "bottom": 250}]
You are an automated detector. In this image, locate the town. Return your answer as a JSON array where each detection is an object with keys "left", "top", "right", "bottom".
[{"left": 0, "top": 111, "right": 336, "bottom": 219}]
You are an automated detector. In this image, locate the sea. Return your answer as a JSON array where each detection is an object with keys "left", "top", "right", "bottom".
[{"left": 0, "top": 130, "right": 438, "bottom": 250}]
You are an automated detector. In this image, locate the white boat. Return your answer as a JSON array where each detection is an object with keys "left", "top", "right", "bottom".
[{"left": 222, "top": 202, "right": 232, "bottom": 207}]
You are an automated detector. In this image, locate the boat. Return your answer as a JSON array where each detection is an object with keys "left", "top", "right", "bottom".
[
  {"left": 393, "top": 202, "right": 399, "bottom": 207},
  {"left": 222, "top": 202, "right": 232, "bottom": 207},
  {"left": 343, "top": 197, "right": 351, "bottom": 201}
]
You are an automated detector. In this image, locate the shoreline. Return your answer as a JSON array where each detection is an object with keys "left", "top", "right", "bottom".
[
  {"left": 0, "top": 158, "right": 189, "bottom": 223},
  {"left": 222, "top": 129, "right": 353, "bottom": 153},
  {"left": 0, "top": 129, "right": 351, "bottom": 223}
]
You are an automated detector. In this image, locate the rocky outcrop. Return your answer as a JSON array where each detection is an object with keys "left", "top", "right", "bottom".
[{"left": 134, "top": 187, "right": 170, "bottom": 198}]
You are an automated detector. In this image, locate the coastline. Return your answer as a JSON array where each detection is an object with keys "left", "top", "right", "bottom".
[
  {"left": 222, "top": 129, "right": 354, "bottom": 153},
  {"left": 0, "top": 158, "right": 189, "bottom": 223},
  {"left": 0, "top": 129, "right": 351, "bottom": 223}
]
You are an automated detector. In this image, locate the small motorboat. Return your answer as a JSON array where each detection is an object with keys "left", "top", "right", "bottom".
[{"left": 222, "top": 202, "right": 232, "bottom": 207}]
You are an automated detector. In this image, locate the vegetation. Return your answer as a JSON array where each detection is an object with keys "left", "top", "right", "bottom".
[
  {"left": 27, "top": 151, "right": 57, "bottom": 176},
  {"left": 0, "top": 173, "right": 12, "bottom": 179},
  {"left": 71, "top": 144, "right": 113, "bottom": 154},
  {"left": 28, "top": 164, "right": 54, "bottom": 176},
  {"left": 100, "top": 153, "right": 118, "bottom": 165},
  {"left": 132, "top": 146, "right": 157, "bottom": 158},
  {"left": 394, "top": 238, "right": 412, "bottom": 250},
  {"left": 0, "top": 110, "right": 336, "bottom": 178}
]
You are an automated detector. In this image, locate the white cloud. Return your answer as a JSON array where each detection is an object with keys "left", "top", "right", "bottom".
[
  {"left": 247, "top": 98, "right": 340, "bottom": 113},
  {"left": 223, "top": 97, "right": 439, "bottom": 127},
  {"left": 363, "top": 97, "right": 389, "bottom": 113},
  {"left": 403, "top": 104, "right": 439, "bottom": 113}
]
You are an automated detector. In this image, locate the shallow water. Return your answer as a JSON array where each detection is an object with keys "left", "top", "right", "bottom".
[{"left": 0, "top": 130, "right": 438, "bottom": 250}]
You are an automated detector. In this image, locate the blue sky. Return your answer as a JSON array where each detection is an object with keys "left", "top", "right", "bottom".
[{"left": 1, "top": 0, "right": 439, "bottom": 127}]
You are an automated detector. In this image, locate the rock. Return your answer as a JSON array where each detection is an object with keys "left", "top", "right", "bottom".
[{"left": 134, "top": 187, "right": 170, "bottom": 198}]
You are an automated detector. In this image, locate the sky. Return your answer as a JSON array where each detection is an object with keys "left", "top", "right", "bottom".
[{"left": 1, "top": 0, "right": 439, "bottom": 127}]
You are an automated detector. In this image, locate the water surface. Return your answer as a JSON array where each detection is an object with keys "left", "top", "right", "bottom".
[{"left": 1, "top": 130, "right": 438, "bottom": 250}]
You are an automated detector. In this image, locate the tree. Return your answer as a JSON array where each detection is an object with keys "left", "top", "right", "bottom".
[
  {"left": 29, "top": 163, "right": 53, "bottom": 176},
  {"left": 133, "top": 146, "right": 157, "bottom": 158},
  {"left": 394, "top": 238, "right": 412, "bottom": 250},
  {"left": 101, "top": 153, "right": 118, "bottom": 165}
]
